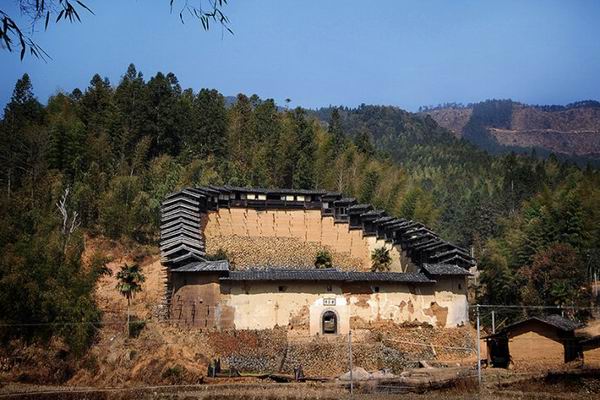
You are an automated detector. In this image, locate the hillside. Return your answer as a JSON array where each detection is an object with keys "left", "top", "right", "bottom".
[
  {"left": 424, "top": 101, "right": 600, "bottom": 159},
  {"left": 1, "top": 69, "right": 599, "bottom": 378}
]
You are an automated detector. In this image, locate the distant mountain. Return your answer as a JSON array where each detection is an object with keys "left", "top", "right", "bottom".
[{"left": 422, "top": 100, "right": 600, "bottom": 161}]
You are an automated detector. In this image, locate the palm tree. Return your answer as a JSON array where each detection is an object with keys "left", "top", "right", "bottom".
[
  {"left": 116, "top": 263, "right": 145, "bottom": 336},
  {"left": 371, "top": 247, "right": 392, "bottom": 272}
]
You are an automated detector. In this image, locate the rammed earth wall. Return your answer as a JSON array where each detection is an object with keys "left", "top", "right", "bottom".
[
  {"left": 169, "top": 274, "right": 468, "bottom": 331},
  {"left": 202, "top": 209, "right": 413, "bottom": 272}
]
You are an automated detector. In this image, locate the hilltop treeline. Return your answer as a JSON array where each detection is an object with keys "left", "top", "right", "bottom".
[{"left": 1, "top": 65, "right": 599, "bottom": 353}]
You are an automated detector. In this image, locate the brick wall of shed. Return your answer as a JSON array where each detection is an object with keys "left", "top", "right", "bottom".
[
  {"left": 583, "top": 346, "right": 600, "bottom": 366},
  {"left": 508, "top": 323, "right": 565, "bottom": 367}
]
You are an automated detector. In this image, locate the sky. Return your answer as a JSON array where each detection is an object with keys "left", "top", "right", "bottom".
[{"left": 2, "top": 0, "right": 600, "bottom": 112}]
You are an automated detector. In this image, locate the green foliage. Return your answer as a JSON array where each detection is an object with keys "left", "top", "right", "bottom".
[
  {"left": 315, "top": 250, "right": 333, "bottom": 269},
  {"left": 206, "top": 248, "right": 230, "bottom": 261},
  {"left": 116, "top": 263, "right": 145, "bottom": 303},
  {"left": 371, "top": 247, "right": 392, "bottom": 272},
  {"left": 1, "top": 68, "right": 599, "bottom": 351},
  {"left": 162, "top": 364, "right": 186, "bottom": 384},
  {"left": 0, "top": 187, "right": 102, "bottom": 356},
  {"left": 128, "top": 318, "right": 146, "bottom": 338}
]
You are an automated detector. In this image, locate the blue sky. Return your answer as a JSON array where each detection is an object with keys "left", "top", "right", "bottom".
[{"left": 2, "top": 0, "right": 600, "bottom": 111}]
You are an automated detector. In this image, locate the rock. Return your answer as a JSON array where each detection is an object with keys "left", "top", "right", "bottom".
[
  {"left": 370, "top": 368, "right": 396, "bottom": 379},
  {"left": 339, "top": 366, "right": 371, "bottom": 381}
]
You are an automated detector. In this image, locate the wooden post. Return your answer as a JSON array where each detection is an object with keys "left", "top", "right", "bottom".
[
  {"left": 491, "top": 310, "right": 496, "bottom": 334},
  {"left": 348, "top": 331, "right": 354, "bottom": 396},
  {"left": 476, "top": 304, "right": 482, "bottom": 386}
]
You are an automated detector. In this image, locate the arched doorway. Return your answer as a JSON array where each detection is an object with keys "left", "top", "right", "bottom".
[{"left": 322, "top": 310, "right": 337, "bottom": 334}]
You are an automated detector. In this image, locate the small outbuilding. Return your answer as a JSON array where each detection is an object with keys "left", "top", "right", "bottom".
[{"left": 485, "top": 315, "right": 581, "bottom": 368}]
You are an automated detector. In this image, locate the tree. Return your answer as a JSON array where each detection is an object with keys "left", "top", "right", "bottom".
[
  {"left": 360, "top": 169, "right": 379, "bottom": 203},
  {"left": 354, "top": 127, "right": 375, "bottom": 156},
  {"left": 520, "top": 243, "right": 587, "bottom": 308},
  {"left": 116, "top": 263, "right": 145, "bottom": 336},
  {"left": 1, "top": 1, "right": 231, "bottom": 60},
  {"left": 291, "top": 108, "right": 316, "bottom": 189},
  {"left": 315, "top": 250, "right": 333, "bottom": 269},
  {"left": 113, "top": 64, "right": 149, "bottom": 161},
  {"left": 328, "top": 108, "right": 346, "bottom": 154},
  {"left": 371, "top": 247, "right": 392, "bottom": 272},
  {"left": 188, "top": 89, "right": 228, "bottom": 159},
  {"left": 0, "top": 74, "right": 44, "bottom": 196}
]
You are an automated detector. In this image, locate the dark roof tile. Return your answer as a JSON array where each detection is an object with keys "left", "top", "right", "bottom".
[
  {"left": 171, "top": 260, "right": 230, "bottom": 272},
  {"left": 421, "top": 263, "right": 471, "bottom": 276},
  {"left": 220, "top": 268, "right": 434, "bottom": 284}
]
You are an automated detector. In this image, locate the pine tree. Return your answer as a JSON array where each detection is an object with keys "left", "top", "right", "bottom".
[
  {"left": 114, "top": 64, "right": 148, "bottom": 160},
  {"left": 328, "top": 108, "right": 345, "bottom": 154},
  {"left": 189, "top": 89, "right": 228, "bottom": 159},
  {"left": 291, "top": 108, "right": 316, "bottom": 189},
  {"left": 354, "top": 127, "right": 375, "bottom": 156},
  {"left": 360, "top": 169, "right": 379, "bottom": 203},
  {"left": 0, "top": 74, "right": 44, "bottom": 196}
]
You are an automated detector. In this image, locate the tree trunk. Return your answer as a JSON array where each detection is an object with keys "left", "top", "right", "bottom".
[{"left": 126, "top": 297, "right": 131, "bottom": 337}]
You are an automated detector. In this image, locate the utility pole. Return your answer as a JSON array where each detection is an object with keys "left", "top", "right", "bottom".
[
  {"left": 491, "top": 310, "right": 495, "bottom": 334},
  {"left": 476, "top": 304, "right": 482, "bottom": 386},
  {"left": 348, "top": 331, "right": 354, "bottom": 396}
]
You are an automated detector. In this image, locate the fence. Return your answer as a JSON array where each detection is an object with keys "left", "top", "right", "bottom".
[{"left": 1, "top": 303, "right": 599, "bottom": 395}]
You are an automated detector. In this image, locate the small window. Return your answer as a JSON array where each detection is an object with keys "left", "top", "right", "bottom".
[
  {"left": 305, "top": 195, "right": 311, "bottom": 202},
  {"left": 285, "top": 195, "right": 294, "bottom": 201},
  {"left": 326, "top": 285, "right": 333, "bottom": 292},
  {"left": 258, "top": 194, "right": 267, "bottom": 201},
  {"left": 247, "top": 193, "right": 257, "bottom": 200},
  {"left": 297, "top": 195, "right": 305, "bottom": 202},
  {"left": 278, "top": 285, "right": 287, "bottom": 292},
  {"left": 323, "top": 202, "right": 329, "bottom": 209},
  {"left": 241, "top": 193, "right": 247, "bottom": 200}
]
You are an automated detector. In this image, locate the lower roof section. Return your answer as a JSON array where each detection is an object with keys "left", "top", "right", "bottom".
[{"left": 219, "top": 268, "right": 435, "bottom": 284}]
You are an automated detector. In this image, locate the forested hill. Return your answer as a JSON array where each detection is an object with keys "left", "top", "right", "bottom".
[
  {"left": 1, "top": 66, "right": 599, "bottom": 354},
  {"left": 422, "top": 100, "right": 600, "bottom": 163}
]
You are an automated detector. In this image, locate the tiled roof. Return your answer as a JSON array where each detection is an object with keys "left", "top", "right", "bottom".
[
  {"left": 171, "top": 260, "right": 230, "bottom": 272},
  {"left": 209, "top": 185, "right": 327, "bottom": 196},
  {"left": 220, "top": 268, "right": 435, "bottom": 283},
  {"left": 539, "top": 315, "right": 582, "bottom": 331},
  {"left": 159, "top": 186, "right": 477, "bottom": 270},
  {"left": 496, "top": 315, "right": 582, "bottom": 335},
  {"left": 348, "top": 203, "right": 372, "bottom": 212},
  {"left": 421, "top": 263, "right": 471, "bottom": 276}
]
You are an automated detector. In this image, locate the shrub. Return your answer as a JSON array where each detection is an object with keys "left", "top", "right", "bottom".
[
  {"left": 371, "top": 247, "right": 392, "bottom": 272},
  {"left": 314, "top": 250, "right": 333, "bottom": 269}
]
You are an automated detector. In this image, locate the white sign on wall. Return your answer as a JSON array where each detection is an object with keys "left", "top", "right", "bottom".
[{"left": 323, "top": 298, "right": 336, "bottom": 306}]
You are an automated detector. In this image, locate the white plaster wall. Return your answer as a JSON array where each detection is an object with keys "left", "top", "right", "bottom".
[{"left": 224, "top": 279, "right": 468, "bottom": 333}]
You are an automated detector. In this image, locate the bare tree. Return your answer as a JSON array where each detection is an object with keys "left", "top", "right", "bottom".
[{"left": 56, "top": 186, "right": 80, "bottom": 251}]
